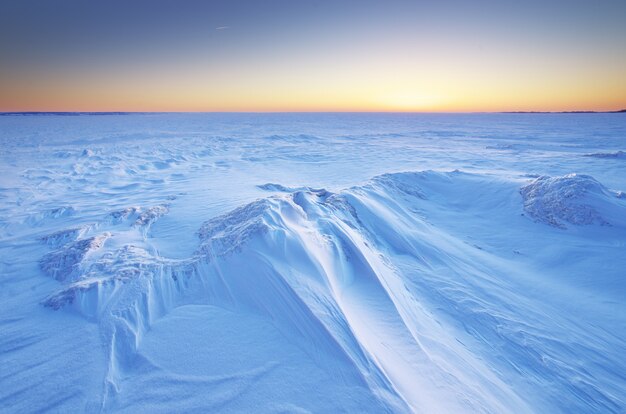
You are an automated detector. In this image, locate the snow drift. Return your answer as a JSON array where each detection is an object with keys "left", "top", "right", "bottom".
[{"left": 36, "top": 171, "right": 626, "bottom": 413}]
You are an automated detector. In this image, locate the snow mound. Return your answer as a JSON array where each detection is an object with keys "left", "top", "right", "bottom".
[
  {"left": 257, "top": 183, "right": 298, "bottom": 192},
  {"left": 520, "top": 174, "right": 625, "bottom": 228},
  {"left": 369, "top": 172, "right": 429, "bottom": 199},
  {"left": 27, "top": 206, "right": 76, "bottom": 225},
  {"left": 106, "top": 204, "right": 169, "bottom": 227},
  {"left": 39, "top": 233, "right": 110, "bottom": 281},
  {"left": 42, "top": 245, "right": 185, "bottom": 311},
  {"left": 107, "top": 206, "right": 140, "bottom": 222}
]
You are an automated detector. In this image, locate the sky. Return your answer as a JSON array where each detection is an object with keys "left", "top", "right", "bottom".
[{"left": 0, "top": 0, "right": 625, "bottom": 112}]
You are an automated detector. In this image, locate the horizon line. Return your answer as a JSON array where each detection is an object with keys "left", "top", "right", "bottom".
[{"left": 1, "top": 109, "right": 625, "bottom": 115}]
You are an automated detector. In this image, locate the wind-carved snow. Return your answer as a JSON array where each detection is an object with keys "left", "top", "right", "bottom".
[
  {"left": 520, "top": 174, "right": 626, "bottom": 228},
  {"left": 40, "top": 233, "right": 110, "bottom": 282},
  {"left": 584, "top": 150, "right": 625, "bottom": 159},
  {"left": 42, "top": 244, "right": 189, "bottom": 311},
  {"left": 134, "top": 205, "right": 169, "bottom": 227},
  {"left": 107, "top": 204, "right": 169, "bottom": 227},
  {"left": 256, "top": 183, "right": 324, "bottom": 193},
  {"left": 107, "top": 206, "right": 141, "bottom": 222},
  {"left": 26, "top": 206, "right": 76, "bottom": 225},
  {"left": 257, "top": 182, "right": 298, "bottom": 192},
  {"left": 3, "top": 114, "right": 626, "bottom": 414},
  {"left": 370, "top": 172, "right": 430, "bottom": 199},
  {"left": 39, "top": 202, "right": 173, "bottom": 311},
  {"left": 39, "top": 226, "right": 85, "bottom": 247},
  {"left": 197, "top": 199, "right": 272, "bottom": 257},
  {"left": 34, "top": 171, "right": 626, "bottom": 413}
]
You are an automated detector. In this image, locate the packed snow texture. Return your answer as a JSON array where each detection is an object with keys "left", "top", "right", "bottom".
[
  {"left": 520, "top": 174, "right": 626, "bottom": 228},
  {"left": 1, "top": 113, "right": 625, "bottom": 413}
]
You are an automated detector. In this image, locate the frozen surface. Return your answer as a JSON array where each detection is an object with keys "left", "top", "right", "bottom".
[{"left": 1, "top": 113, "right": 625, "bottom": 413}]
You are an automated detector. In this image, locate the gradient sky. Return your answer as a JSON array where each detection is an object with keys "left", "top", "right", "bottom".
[{"left": 1, "top": 0, "right": 625, "bottom": 112}]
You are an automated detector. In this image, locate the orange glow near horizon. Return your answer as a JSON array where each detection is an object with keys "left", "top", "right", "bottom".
[
  {"left": 1, "top": 1, "right": 625, "bottom": 113},
  {"left": 2, "top": 71, "right": 624, "bottom": 113},
  {"left": 2, "top": 54, "right": 624, "bottom": 113}
]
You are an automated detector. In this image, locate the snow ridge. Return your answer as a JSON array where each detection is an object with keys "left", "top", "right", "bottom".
[{"left": 37, "top": 171, "right": 626, "bottom": 413}]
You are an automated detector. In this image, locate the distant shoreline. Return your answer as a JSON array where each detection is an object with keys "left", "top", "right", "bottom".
[
  {"left": 0, "top": 112, "right": 141, "bottom": 116},
  {"left": 501, "top": 109, "right": 626, "bottom": 114}
]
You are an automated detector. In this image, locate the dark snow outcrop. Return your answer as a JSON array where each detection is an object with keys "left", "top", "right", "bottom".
[
  {"left": 134, "top": 205, "right": 169, "bottom": 227},
  {"left": 106, "top": 205, "right": 169, "bottom": 226},
  {"left": 39, "top": 233, "right": 110, "bottom": 281},
  {"left": 39, "top": 227, "right": 83, "bottom": 247},
  {"left": 520, "top": 174, "right": 625, "bottom": 228},
  {"left": 197, "top": 199, "right": 273, "bottom": 257}
]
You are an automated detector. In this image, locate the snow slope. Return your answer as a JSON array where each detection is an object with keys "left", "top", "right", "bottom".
[{"left": 1, "top": 113, "right": 625, "bottom": 413}]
